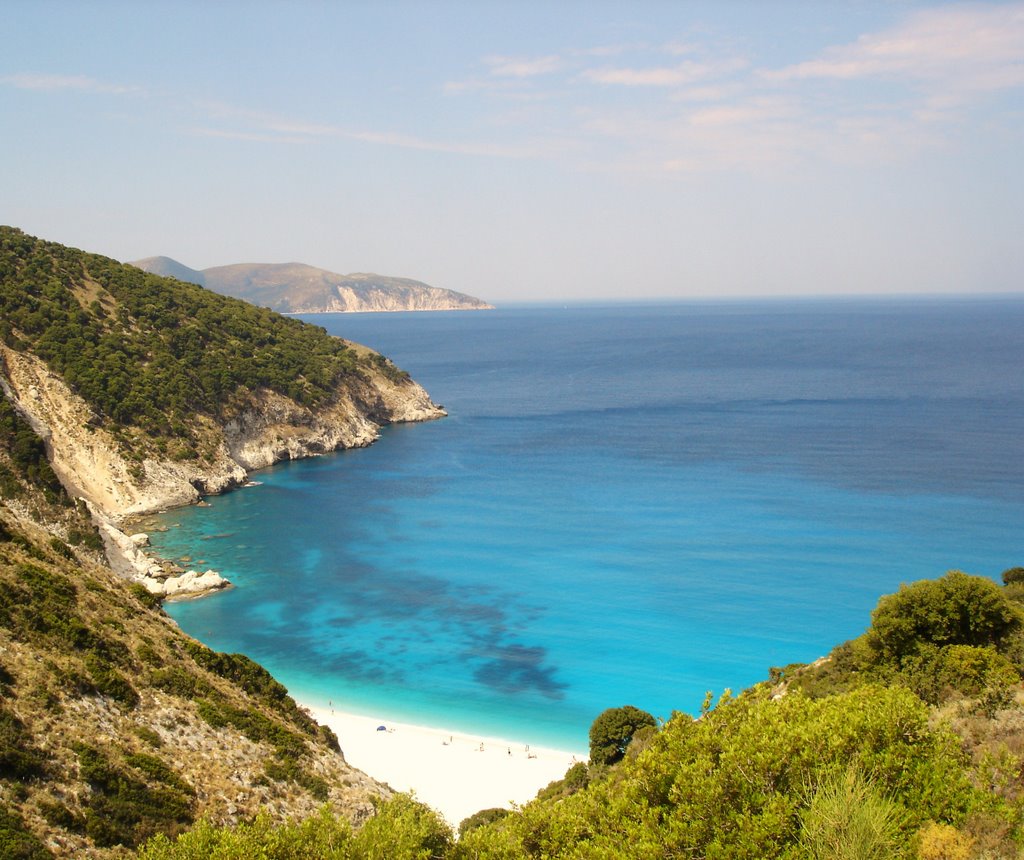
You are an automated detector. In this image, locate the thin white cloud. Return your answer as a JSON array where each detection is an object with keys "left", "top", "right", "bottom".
[
  {"left": 766, "top": 2, "right": 1024, "bottom": 94},
  {"left": 484, "top": 54, "right": 563, "bottom": 78},
  {"left": 0, "top": 72, "right": 141, "bottom": 95},
  {"left": 560, "top": 5, "right": 1024, "bottom": 177},
  {"left": 581, "top": 57, "right": 748, "bottom": 88},
  {"left": 191, "top": 98, "right": 563, "bottom": 159},
  {"left": 188, "top": 127, "right": 312, "bottom": 145},
  {"left": 687, "top": 97, "right": 798, "bottom": 128},
  {"left": 582, "top": 62, "right": 708, "bottom": 87}
]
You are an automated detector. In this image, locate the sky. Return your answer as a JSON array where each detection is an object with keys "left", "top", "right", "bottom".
[{"left": 2, "top": 1, "right": 1022, "bottom": 303}]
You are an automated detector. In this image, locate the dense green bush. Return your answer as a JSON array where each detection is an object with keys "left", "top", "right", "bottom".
[
  {"left": 73, "top": 742, "right": 194, "bottom": 848},
  {"left": 0, "top": 803, "right": 53, "bottom": 859},
  {"left": 867, "top": 570, "right": 1021, "bottom": 663},
  {"left": 458, "top": 807, "right": 511, "bottom": 837},
  {"left": 354, "top": 794, "right": 453, "bottom": 860},
  {"left": 135, "top": 798, "right": 452, "bottom": 860},
  {"left": 459, "top": 685, "right": 987, "bottom": 858},
  {"left": 791, "top": 571, "right": 1024, "bottom": 704},
  {"left": 587, "top": 704, "right": 657, "bottom": 766}
]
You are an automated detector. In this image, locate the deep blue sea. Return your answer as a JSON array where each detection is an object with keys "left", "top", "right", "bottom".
[{"left": 149, "top": 298, "right": 1024, "bottom": 750}]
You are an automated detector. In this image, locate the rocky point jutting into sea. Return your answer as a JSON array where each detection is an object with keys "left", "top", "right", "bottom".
[{"left": 0, "top": 226, "right": 445, "bottom": 601}]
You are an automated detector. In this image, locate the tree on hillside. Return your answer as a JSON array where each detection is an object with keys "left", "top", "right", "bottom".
[
  {"left": 867, "top": 570, "right": 1021, "bottom": 666},
  {"left": 1002, "top": 567, "right": 1024, "bottom": 585},
  {"left": 588, "top": 705, "right": 657, "bottom": 766}
]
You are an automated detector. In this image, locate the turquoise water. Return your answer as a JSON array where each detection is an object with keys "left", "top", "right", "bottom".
[{"left": 150, "top": 299, "right": 1024, "bottom": 750}]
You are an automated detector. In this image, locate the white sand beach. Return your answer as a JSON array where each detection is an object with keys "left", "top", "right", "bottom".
[{"left": 305, "top": 705, "right": 585, "bottom": 827}]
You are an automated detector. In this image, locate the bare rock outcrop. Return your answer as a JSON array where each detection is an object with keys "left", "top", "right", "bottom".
[
  {"left": 1, "top": 343, "right": 443, "bottom": 522},
  {"left": 1, "top": 341, "right": 444, "bottom": 597}
]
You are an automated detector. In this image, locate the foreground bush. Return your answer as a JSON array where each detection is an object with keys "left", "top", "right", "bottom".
[
  {"left": 457, "top": 684, "right": 1000, "bottom": 858},
  {"left": 136, "top": 796, "right": 451, "bottom": 860}
]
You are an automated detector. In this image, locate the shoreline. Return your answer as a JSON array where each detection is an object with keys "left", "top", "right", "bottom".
[{"left": 303, "top": 703, "right": 586, "bottom": 827}]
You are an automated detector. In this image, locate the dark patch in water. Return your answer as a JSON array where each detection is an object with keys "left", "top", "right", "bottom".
[{"left": 473, "top": 643, "right": 568, "bottom": 700}]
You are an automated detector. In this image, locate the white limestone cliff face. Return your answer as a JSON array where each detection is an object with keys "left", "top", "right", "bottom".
[
  {"left": 219, "top": 364, "right": 442, "bottom": 472},
  {"left": 292, "top": 284, "right": 493, "bottom": 314},
  {"left": 1, "top": 343, "right": 444, "bottom": 596}
]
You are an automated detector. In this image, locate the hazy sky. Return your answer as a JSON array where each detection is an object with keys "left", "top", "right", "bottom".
[{"left": 2, "top": 1, "right": 1022, "bottom": 303}]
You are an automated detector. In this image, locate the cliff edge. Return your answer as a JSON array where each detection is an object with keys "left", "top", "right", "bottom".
[{"left": 0, "top": 226, "right": 444, "bottom": 593}]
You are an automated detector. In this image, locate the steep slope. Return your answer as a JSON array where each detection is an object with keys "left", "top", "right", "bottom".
[
  {"left": 130, "top": 257, "right": 493, "bottom": 313},
  {"left": 1, "top": 228, "right": 443, "bottom": 526},
  {"left": 0, "top": 395, "right": 389, "bottom": 858}
]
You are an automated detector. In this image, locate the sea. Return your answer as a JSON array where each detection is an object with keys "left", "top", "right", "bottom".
[{"left": 147, "top": 297, "right": 1024, "bottom": 751}]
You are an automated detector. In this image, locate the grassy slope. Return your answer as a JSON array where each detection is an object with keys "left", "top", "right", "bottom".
[{"left": 0, "top": 405, "right": 386, "bottom": 857}]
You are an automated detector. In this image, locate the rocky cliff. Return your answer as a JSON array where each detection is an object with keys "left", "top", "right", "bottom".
[
  {"left": 0, "top": 228, "right": 437, "bottom": 855},
  {"left": 0, "top": 342, "right": 441, "bottom": 523},
  {"left": 0, "top": 227, "right": 445, "bottom": 595}
]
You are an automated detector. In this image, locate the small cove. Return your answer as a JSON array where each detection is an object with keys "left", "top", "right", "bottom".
[{"left": 149, "top": 299, "right": 1024, "bottom": 749}]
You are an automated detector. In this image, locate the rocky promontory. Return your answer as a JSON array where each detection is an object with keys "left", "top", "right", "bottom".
[{"left": 1, "top": 227, "right": 446, "bottom": 597}]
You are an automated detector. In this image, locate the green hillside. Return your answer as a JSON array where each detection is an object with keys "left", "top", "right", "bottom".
[
  {"left": 2, "top": 227, "right": 1022, "bottom": 858},
  {"left": 0, "top": 399, "right": 390, "bottom": 858},
  {"left": 0, "top": 227, "right": 377, "bottom": 436}
]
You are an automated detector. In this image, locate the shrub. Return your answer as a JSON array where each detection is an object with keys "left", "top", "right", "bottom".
[
  {"left": 1002, "top": 567, "right": 1024, "bottom": 586},
  {"left": 0, "top": 803, "right": 53, "bottom": 859},
  {"left": 84, "top": 654, "right": 139, "bottom": 708},
  {"left": 129, "top": 583, "right": 163, "bottom": 611},
  {"left": 461, "top": 685, "right": 991, "bottom": 858},
  {"left": 867, "top": 571, "right": 1020, "bottom": 666},
  {"left": 136, "top": 808, "right": 353, "bottom": 859},
  {"left": 917, "top": 821, "right": 974, "bottom": 860},
  {"left": 353, "top": 794, "right": 453, "bottom": 860},
  {"left": 149, "top": 667, "right": 210, "bottom": 699},
  {"left": 37, "top": 799, "right": 84, "bottom": 833},
  {"left": 459, "top": 807, "right": 510, "bottom": 838},
  {"left": 798, "top": 767, "right": 907, "bottom": 860},
  {"left": 72, "top": 742, "right": 194, "bottom": 848},
  {"left": 0, "top": 705, "right": 49, "bottom": 780},
  {"left": 133, "top": 726, "right": 164, "bottom": 748},
  {"left": 588, "top": 705, "right": 657, "bottom": 766}
]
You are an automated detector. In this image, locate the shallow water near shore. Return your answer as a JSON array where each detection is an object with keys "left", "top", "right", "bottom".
[{"left": 149, "top": 298, "right": 1024, "bottom": 750}]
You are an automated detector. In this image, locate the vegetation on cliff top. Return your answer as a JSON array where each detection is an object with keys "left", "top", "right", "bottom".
[{"left": 0, "top": 226, "right": 408, "bottom": 444}]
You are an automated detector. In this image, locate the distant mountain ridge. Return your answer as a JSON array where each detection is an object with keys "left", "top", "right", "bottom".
[{"left": 129, "top": 256, "right": 493, "bottom": 314}]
